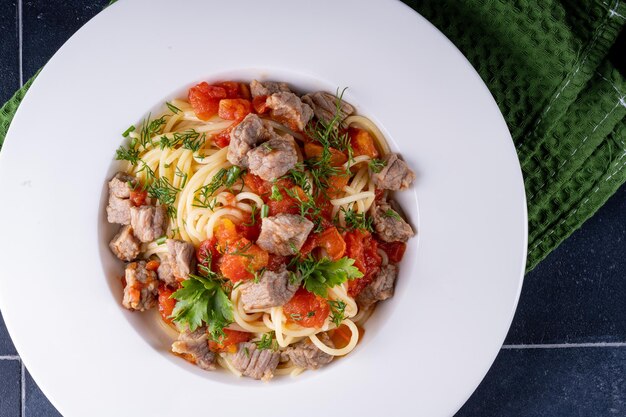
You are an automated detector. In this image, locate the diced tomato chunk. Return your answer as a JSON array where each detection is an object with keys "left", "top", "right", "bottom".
[
  {"left": 252, "top": 95, "right": 269, "bottom": 114},
  {"left": 145, "top": 260, "right": 160, "bottom": 272},
  {"left": 218, "top": 99, "right": 252, "bottom": 121},
  {"left": 349, "top": 127, "right": 379, "bottom": 158},
  {"left": 214, "top": 81, "right": 242, "bottom": 99},
  {"left": 213, "top": 128, "right": 231, "bottom": 148},
  {"left": 188, "top": 82, "right": 227, "bottom": 120},
  {"left": 129, "top": 189, "right": 148, "bottom": 207},
  {"left": 219, "top": 238, "right": 269, "bottom": 282},
  {"left": 208, "top": 329, "right": 251, "bottom": 353},
  {"left": 214, "top": 218, "right": 239, "bottom": 247},
  {"left": 283, "top": 288, "right": 330, "bottom": 328},
  {"left": 304, "top": 143, "right": 347, "bottom": 166},
  {"left": 242, "top": 172, "right": 270, "bottom": 195},
  {"left": 266, "top": 186, "right": 305, "bottom": 216},
  {"left": 344, "top": 230, "right": 382, "bottom": 297},
  {"left": 197, "top": 237, "right": 220, "bottom": 273},
  {"left": 326, "top": 174, "right": 349, "bottom": 198},
  {"left": 267, "top": 254, "right": 289, "bottom": 272},
  {"left": 377, "top": 240, "right": 407, "bottom": 263},
  {"left": 301, "top": 227, "right": 346, "bottom": 261},
  {"left": 237, "top": 216, "right": 261, "bottom": 242},
  {"left": 158, "top": 285, "right": 177, "bottom": 326}
]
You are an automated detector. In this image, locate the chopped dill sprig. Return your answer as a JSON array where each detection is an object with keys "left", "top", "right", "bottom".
[
  {"left": 166, "top": 101, "right": 181, "bottom": 114},
  {"left": 115, "top": 145, "right": 140, "bottom": 165},
  {"left": 339, "top": 207, "right": 373, "bottom": 232},
  {"left": 193, "top": 166, "right": 244, "bottom": 209},
  {"left": 139, "top": 114, "right": 167, "bottom": 148},
  {"left": 369, "top": 158, "right": 386, "bottom": 174},
  {"left": 329, "top": 299, "right": 347, "bottom": 327}
]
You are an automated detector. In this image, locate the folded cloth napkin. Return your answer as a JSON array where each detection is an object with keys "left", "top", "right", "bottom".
[
  {"left": 407, "top": 0, "right": 626, "bottom": 270},
  {"left": 1, "top": 0, "right": 625, "bottom": 271}
]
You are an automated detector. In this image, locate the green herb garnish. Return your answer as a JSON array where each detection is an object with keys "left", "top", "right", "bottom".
[
  {"left": 296, "top": 256, "right": 363, "bottom": 298},
  {"left": 169, "top": 274, "right": 233, "bottom": 340},
  {"left": 329, "top": 299, "right": 347, "bottom": 327},
  {"left": 166, "top": 101, "right": 181, "bottom": 114}
]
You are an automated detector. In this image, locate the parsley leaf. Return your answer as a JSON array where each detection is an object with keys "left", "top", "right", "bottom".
[
  {"left": 296, "top": 256, "right": 363, "bottom": 298},
  {"left": 170, "top": 274, "right": 234, "bottom": 340}
]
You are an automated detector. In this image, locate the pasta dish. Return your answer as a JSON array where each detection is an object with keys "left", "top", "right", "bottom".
[{"left": 106, "top": 79, "right": 415, "bottom": 380}]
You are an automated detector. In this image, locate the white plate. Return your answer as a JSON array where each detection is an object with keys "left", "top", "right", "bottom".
[{"left": 0, "top": 0, "right": 527, "bottom": 416}]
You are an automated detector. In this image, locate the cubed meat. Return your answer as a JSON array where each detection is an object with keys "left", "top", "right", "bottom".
[
  {"left": 301, "top": 91, "right": 354, "bottom": 124},
  {"left": 130, "top": 205, "right": 167, "bottom": 243},
  {"left": 250, "top": 80, "right": 291, "bottom": 98},
  {"left": 231, "top": 342, "right": 280, "bottom": 380},
  {"left": 108, "top": 172, "right": 138, "bottom": 199},
  {"left": 355, "top": 264, "right": 398, "bottom": 310},
  {"left": 109, "top": 225, "right": 140, "bottom": 261},
  {"left": 157, "top": 253, "right": 176, "bottom": 286},
  {"left": 171, "top": 328, "right": 217, "bottom": 371},
  {"left": 256, "top": 214, "right": 314, "bottom": 256},
  {"left": 239, "top": 266, "right": 298, "bottom": 310},
  {"left": 371, "top": 153, "right": 415, "bottom": 190},
  {"left": 266, "top": 92, "right": 313, "bottom": 131},
  {"left": 247, "top": 134, "right": 298, "bottom": 181},
  {"left": 281, "top": 333, "right": 334, "bottom": 370},
  {"left": 107, "top": 195, "right": 132, "bottom": 225},
  {"left": 122, "top": 261, "right": 159, "bottom": 311},
  {"left": 166, "top": 239, "right": 195, "bottom": 280},
  {"left": 371, "top": 201, "right": 414, "bottom": 243},
  {"left": 227, "top": 113, "right": 273, "bottom": 167}
]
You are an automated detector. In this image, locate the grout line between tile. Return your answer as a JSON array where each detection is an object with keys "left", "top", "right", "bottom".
[
  {"left": 21, "top": 361, "right": 25, "bottom": 417},
  {"left": 18, "top": 0, "right": 23, "bottom": 87},
  {"left": 502, "top": 342, "right": 626, "bottom": 349},
  {"left": 0, "top": 355, "right": 20, "bottom": 360}
]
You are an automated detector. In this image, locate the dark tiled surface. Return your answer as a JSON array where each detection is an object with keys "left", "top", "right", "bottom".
[
  {"left": 0, "top": 312, "right": 17, "bottom": 356},
  {"left": 504, "top": 182, "right": 626, "bottom": 345},
  {"left": 1, "top": 1, "right": 626, "bottom": 417},
  {"left": 22, "top": 0, "right": 109, "bottom": 80},
  {"left": 0, "top": 1, "right": 18, "bottom": 104},
  {"left": 456, "top": 348, "right": 626, "bottom": 417},
  {"left": 25, "top": 369, "right": 61, "bottom": 417},
  {"left": 0, "top": 360, "right": 21, "bottom": 417}
]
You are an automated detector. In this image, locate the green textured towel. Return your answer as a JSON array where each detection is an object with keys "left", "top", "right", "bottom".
[{"left": 1, "top": 0, "right": 625, "bottom": 272}]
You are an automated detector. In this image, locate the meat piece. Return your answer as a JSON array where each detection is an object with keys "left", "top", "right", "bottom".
[
  {"left": 256, "top": 214, "right": 314, "bottom": 256},
  {"left": 371, "top": 201, "right": 414, "bottom": 242},
  {"left": 247, "top": 134, "right": 298, "bottom": 181},
  {"left": 239, "top": 267, "right": 298, "bottom": 310},
  {"left": 302, "top": 91, "right": 354, "bottom": 124},
  {"left": 166, "top": 239, "right": 195, "bottom": 280},
  {"left": 355, "top": 264, "right": 398, "bottom": 310},
  {"left": 122, "top": 261, "right": 159, "bottom": 311},
  {"left": 227, "top": 113, "right": 273, "bottom": 167},
  {"left": 107, "top": 195, "right": 132, "bottom": 225},
  {"left": 231, "top": 342, "right": 280, "bottom": 380},
  {"left": 282, "top": 333, "right": 334, "bottom": 369},
  {"left": 371, "top": 153, "right": 415, "bottom": 190},
  {"left": 130, "top": 205, "right": 167, "bottom": 243},
  {"left": 108, "top": 172, "right": 138, "bottom": 199},
  {"left": 157, "top": 253, "right": 176, "bottom": 285},
  {"left": 250, "top": 80, "right": 291, "bottom": 98},
  {"left": 109, "top": 225, "right": 141, "bottom": 261},
  {"left": 171, "top": 328, "right": 217, "bottom": 371},
  {"left": 266, "top": 92, "right": 313, "bottom": 131}
]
